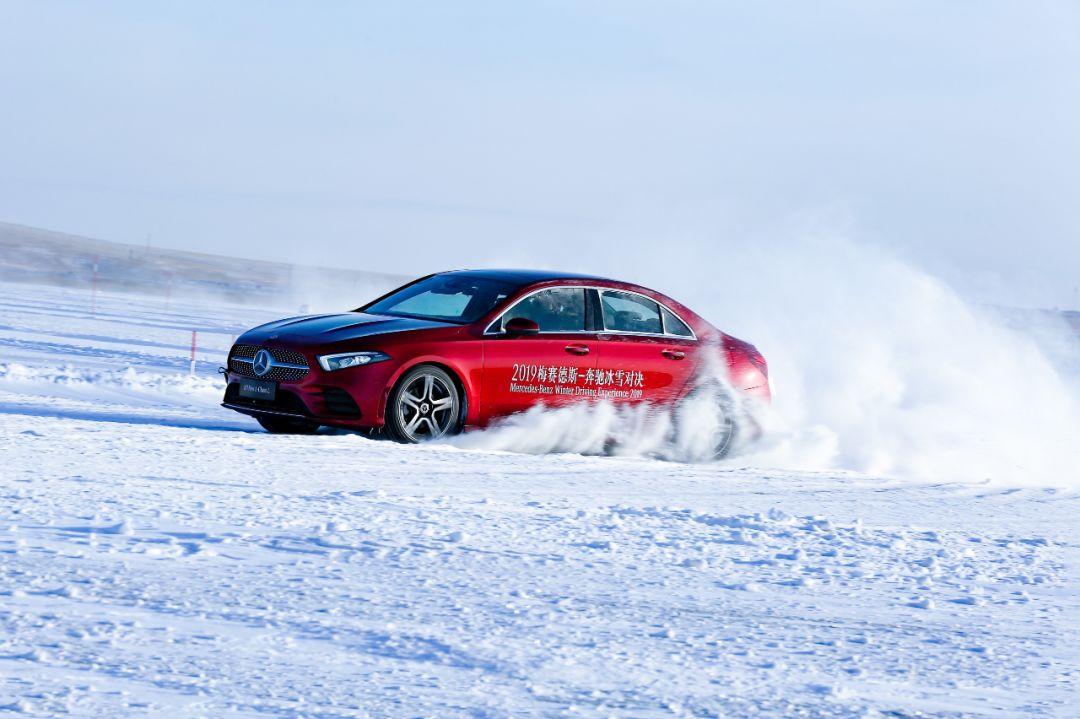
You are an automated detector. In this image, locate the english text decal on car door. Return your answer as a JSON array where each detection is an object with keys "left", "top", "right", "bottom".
[{"left": 509, "top": 363, "right": 645, "bottom": 399}]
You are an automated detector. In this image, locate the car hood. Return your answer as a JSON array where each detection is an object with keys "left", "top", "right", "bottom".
[{"left": 240, "top": 312, "right": 453, "bottom": 345}]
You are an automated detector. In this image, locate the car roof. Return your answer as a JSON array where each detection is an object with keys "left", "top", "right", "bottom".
[{"left": 440, "top": 268, "right": 612, "bottom": 285}]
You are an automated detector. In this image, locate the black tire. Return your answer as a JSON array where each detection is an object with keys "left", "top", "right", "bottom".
[
  {"left": 676, "top": 380, "right": 738, "bottom": 459},
  {"left": 256, "top": 415, "right": 320, "bottom": 434},
  {"left": 385, "top": 365, "right": 463, "bottom": 443}
]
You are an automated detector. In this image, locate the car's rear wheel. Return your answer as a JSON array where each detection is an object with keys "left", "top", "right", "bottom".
[
  {"left": 675, "top": 380, "right": 738, "bottom": 459},
  {"left": 712, "top": 416, "right": 737, "bottom": 458},
  {"left": 386, "top": 365, "right": 462, "bottom": 443},
  {"left": 256, "top": 415, "right": 320, "bottom": 434}
]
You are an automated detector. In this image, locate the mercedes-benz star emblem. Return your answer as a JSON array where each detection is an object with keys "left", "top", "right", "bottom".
[{"left": 252, "top": 349, "right": 273, "bottom": 377}]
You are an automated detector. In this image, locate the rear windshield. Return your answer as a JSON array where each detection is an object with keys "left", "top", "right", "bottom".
[{"left": 362, "top": 275, "right": 520, "bottom": 324}]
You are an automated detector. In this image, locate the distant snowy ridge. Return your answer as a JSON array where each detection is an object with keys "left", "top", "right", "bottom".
[{"left": 0, "top": 220, "right": 405, "bottom": 310}]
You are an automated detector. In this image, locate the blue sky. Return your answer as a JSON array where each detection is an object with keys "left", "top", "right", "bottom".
[{"left": 1, "top": 0, "right": 1078, "bottom": 307}]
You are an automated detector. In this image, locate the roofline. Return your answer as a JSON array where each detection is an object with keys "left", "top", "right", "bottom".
[{"left": 441, "top": 268, "right": 615, "bottom": 283}]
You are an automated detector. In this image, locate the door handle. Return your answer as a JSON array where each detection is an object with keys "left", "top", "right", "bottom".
[
  {"left": 661, "top": 349, "right": 685, "bottom": 360},
  {"left": 564, "top": 344, "right": 590, "bottom": 356}
]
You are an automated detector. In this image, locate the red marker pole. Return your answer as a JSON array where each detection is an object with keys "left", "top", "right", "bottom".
[{"left": 189, "top": 330, "right": 197, "bottom": 375}]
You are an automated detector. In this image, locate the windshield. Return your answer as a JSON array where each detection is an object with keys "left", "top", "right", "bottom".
[{"left": 361, "top": 274, "right": 520, "bottom": 324}]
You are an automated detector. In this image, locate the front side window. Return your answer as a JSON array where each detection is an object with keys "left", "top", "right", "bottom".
[
  {"left": 503, "top": 287, "right": 586, "bottom": 332},
  {"left": 601, "top": 291, "right": 662, "bottom": 334},
  {"left": 363, "top": 275, "right": 518, "bottom": 324}
]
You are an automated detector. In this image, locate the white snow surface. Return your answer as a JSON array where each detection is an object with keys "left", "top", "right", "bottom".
[{"left": 0, "top": 282, "right": 1077, "bottom": 718}]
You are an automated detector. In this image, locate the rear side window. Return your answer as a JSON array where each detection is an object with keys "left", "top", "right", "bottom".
[
  {"left": 505, "top": 287, "right": 586, "bottom": 332},
  {"left": 601, "top": 291, "right": 663, "bottom": 334},
  {"left": 661, "top": 306, "right": 693, "bottom": 337}
]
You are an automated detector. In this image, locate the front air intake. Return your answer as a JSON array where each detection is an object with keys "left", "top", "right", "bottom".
[{"left": 321, "top": 387, "right": 361, "bottom": 417}]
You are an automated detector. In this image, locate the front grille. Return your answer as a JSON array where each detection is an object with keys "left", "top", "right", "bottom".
[{"left": 228, "top": 343, "right": 310, "bottom": 382}]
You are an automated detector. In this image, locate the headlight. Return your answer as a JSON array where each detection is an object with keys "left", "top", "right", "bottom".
[{"left": 317, "top": 351, "right": 391, "bottom": 371}]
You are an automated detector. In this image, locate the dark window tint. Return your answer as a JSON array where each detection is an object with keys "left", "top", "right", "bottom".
[
  {"left": 661, "top": 306, "right": 693, "bottom": 337},
  {"left": 364, "top": 275, "right": 518, "bottom": 324},
  {"left": 504, "top": 287, "right": 585, "bottom": 332},
  {"left": 601, "top": 291, "right": 662, "bottom": 334}
]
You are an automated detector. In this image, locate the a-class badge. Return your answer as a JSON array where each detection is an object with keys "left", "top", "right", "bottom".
[{"left": 252, "top": 349, "right": 273, "bottom": 377}]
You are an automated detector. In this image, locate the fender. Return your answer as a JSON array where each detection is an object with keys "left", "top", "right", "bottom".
[{"left": 376, "top": 354, "right": 481, "bottom": 427}]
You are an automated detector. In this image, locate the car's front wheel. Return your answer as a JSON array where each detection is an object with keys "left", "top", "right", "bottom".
[
  {"left": 256, "top": 415, "right": 320, "bottom": 434},
  {"left": 385, "top": 365, "right": 462, "bottom": 443}
]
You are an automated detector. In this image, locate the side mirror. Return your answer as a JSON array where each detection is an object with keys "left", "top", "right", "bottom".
[{"left": 504, "top": 317, "right": 540, "bottom": 336}]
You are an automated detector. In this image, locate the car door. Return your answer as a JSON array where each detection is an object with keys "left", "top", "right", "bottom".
[
  {"left": 591, "top": 289, "right": 698, "bottom": 406},
  {"left": 481, "top": 286, "right": 599, "bottom": 421}
]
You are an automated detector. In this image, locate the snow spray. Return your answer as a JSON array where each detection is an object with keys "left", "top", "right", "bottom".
[{"left": 452, "top": 234, "right": 1080, "bottom": 486}]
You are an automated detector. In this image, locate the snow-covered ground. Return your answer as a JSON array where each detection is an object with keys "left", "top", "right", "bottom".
[{"left": 1, "top": 281, "right": 1077, "bottom": 718}]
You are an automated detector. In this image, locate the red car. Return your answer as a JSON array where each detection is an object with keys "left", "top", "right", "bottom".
[{"left": 222, "top": 270, "right": 769, "bottom": 454}]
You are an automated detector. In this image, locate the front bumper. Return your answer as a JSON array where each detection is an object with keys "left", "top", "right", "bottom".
[
  {"left": 222, "top": 400, "right": 312, "bottom": 422},
  {"left": 221, "top": 376, "right": 368, "bottom": 425},
  {"left": 220, "top": 356, "right": 397, "bottom": 428}
]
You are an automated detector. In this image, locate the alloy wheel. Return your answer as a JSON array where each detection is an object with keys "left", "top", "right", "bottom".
[{"left": 395, "top": 370, "right": 458, "bottom": 442}]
